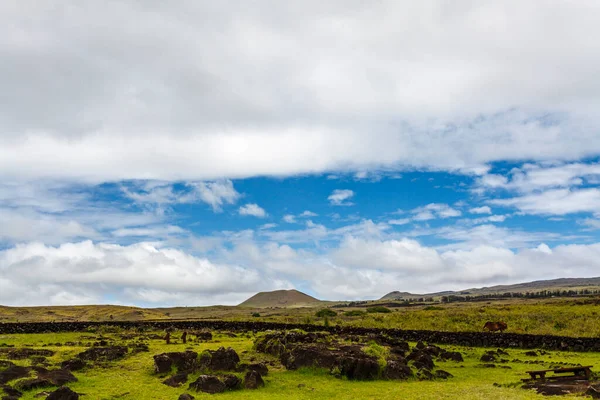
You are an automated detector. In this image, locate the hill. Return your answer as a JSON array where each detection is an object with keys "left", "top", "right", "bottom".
[
  {"left": 380, "top": 277, "right": 600, "bottom": 300},
  {"left": 238, "top": 289, "right": 320, "bottom": 308}
]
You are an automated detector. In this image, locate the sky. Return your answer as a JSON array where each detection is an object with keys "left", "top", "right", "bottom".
[{"left": 1, "top": 1, "right": 600, "bottom": 307}]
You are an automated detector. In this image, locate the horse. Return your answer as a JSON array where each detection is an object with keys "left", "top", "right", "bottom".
[{"left": 483, "top": 321, "right": 507, "bottom": 332}]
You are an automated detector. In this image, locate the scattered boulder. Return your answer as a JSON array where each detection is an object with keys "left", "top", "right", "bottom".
[
  {"left": 46, "top": 386, "right": 79, "bottom": 400},
  {"left": 408, "top": 351, "right": 435, "bottom": 371},
  {"left": 163, "top": 373, "right": 188, "bottom": 388},
  {"left": 435, "top": 370, "right": 453, "bottom": 379},
  {"left": 439, "top": 351, "right": 463, "bottom": 362},
  {"left": 77, "top": 346, "right": 127, "bottom": 362},
  {"left": 60, "top": 359, "right": 86, "bottom": 372},
  {"left": 480, "top": 351, "right": 498, "bottom": 362},
  {"left": 416, "top": 341, "right": 426, "bottom": 350},
  {"left": 154, "top": 352, "right": 198, "bottom": 374},
  {"left": 243, "top": 371, "right": 264, "bottom": 389},
  {"left": 423, "top": 346, "right": 442, "bottom": 357},
  {"left": 586, "top": 384, "right": 600, "bottom": 399},
  {"left": 383, "top": 361, "right": 413, "bottom": 380},
  {"left": 2, "top": 386, "right": 22, "bottom": 399},
  {"left": 280, "top": 345, "right": 337, "bottom": 370},
  {"left": 222, "top": 374, "right": 241, "bottom": 390},
  {"left": 0, "top": 365, "right": 30, "bottom": 385},
  {"left": 0, "top": 349, "right": 54, "bottom": 360},
  {"left": 178, "top": 394, "right": 195, "bottom": 400},
  {"left": 188, "top": 375, "right": 225, "bottom": 394},
  {"left": 338, "top": 357, "right": 380, "bottom": 380},
  {"left": 246, "top": 363, "right": 268, "bottom": 376},
  {"left": 524, "top": 351, "right": 538, "bottom": 357},
  {"left": 198, "top": 348, "right": 239, "bottom": 372},
  {"left": 194, "top": 332, "right": 213, "bottom": 341},
  {"left": 416, "top": 369, "right": 435, "bottom": 380},
  {"left": 39, "top": 369, "right": 77, "bottom": 386}
]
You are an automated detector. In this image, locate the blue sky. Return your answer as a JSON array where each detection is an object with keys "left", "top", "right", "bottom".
[{"left": 1, "top": 2, "right": 600, "bottom": 306}]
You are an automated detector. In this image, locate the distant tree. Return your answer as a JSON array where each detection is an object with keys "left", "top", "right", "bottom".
[{"left": 315, "top": 309, "right": 337, "bottom": 318}]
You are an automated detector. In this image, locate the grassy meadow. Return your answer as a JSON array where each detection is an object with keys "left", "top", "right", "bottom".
[
  {"left": 5, "top": 296, "right": 599, "bottom": 337},
  {"left": 2, "top": 328, "right": 598, "bottom": 400}
]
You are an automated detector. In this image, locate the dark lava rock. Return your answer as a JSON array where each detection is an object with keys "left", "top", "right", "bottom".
[
  {"left": 222, "top": 374, "right": 241, "bottom": 390},
  {"left": 243, "top": 371, "right": 264, "bottom": 389},
  {"left": 496, "top": 349, "right": 509, "bottom": 356},
  {"left": 281, "top": 345, "right": 336, "bottom": 370},
  {"left": 439, "top": 351, "right": 463, "bottom": 362},
  {"left": 2, "top": 386, "right": 22, "bottom": 398},
  {"left": 195, "top": 332, "right": 213, "bottom": 341},
  {"left": 17, "top": 369, "right": 77, "bottom": 391},
  {"left": 77, "top": 346, "right": 127, "bottom": 361},
  {"left": 46, "top": 386, "right": 79, "bottom": 400},
  {"left": 198, "top": 348, "right": 239, "bottom": 372},
  {"left": 154, "top": 352, "right": 198, "bottom": 374},
  {"left": 60, "top": 359, "right": 86, "bottom": 372},
  {"left": 480, "top": 364, "right": 496, "bottom": 368},
  {"left": 435, "top": 370, "right": 453, "bottom": 379},
  {"left": 188, "top": 375, "right": 225, "bottom": 394},
  {"left": 0, "top": 365, "right": 30, "bottom": 385},
  {"left": 416, "top": 369, "right": 435, "bottom": 380},
  {"left": 178, "top": 394, "right": 195, "bottom": 400},
  {"left": 162, "top": 373, "right": 188, "bottom": 388},
  {"left": 383, "top": 361, "right": 413, "bottom": 380},
  {"left": 415, "top": 341, "right": 426, "bottom": 350},
  {"left": 39, "top": 369, "right": 78, "bottom": 386},
  {"left": 524, "top": 351, "right": 538, "bottom": 357},
  {"left": 338, "top": 357, "right": 380, "bottom": 381},
  {"left": 480, "top": 351, "right": 498, "bottom": 362},
  {"left": 408, "top": 351, "right": 435, "bottom": 371},
  {"left": 0, "top": 361, "right": 14, "bottom": 369},
  {"left": 0, "top": 349, "right": 54, "bottom": 360},
  {"left": 247, "top": 363, "right": 268, "bottom": 376},
  {"left": 423, "top": 346, "right": 442, "bottom": 357}
]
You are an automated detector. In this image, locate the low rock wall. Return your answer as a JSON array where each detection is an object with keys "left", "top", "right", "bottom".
[{"left": 1, "top": 321, "right": 599, "bottom": 351}]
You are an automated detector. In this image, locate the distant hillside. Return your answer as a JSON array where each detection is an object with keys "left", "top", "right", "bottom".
[
  {"left": 239, "top": 289, "right": 320, "bottom": 308},
  {"left": 381, "top": 277, "right": 600, "bottom": 300}
]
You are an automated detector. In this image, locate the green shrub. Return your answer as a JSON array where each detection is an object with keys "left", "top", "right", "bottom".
[
  {"left": 367, "top": 306, "right": 392, "bottom": 314},
  {"left": 344, "top": 310, "right": 366, "bottom": 317},
  {"left": 315, "top": 309, "right": 337, "bottom": 318},
  {"left": 362, "top": 341, "right": 389, "bottom": 369},
  {"left": 424, "top": 306, "right": 444, "bottom": 311},
  {"left": 252, "top": 312, "right": 261, "bottom": 317}
]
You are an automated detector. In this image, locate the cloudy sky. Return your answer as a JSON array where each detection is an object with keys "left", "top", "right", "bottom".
[{"left": 2, "top": 1, "right": 600, "bottom": 306}]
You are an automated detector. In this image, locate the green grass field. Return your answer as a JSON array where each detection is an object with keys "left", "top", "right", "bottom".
[
  {"left": 3, "top": 297, "right": 600, "bottom": 338},
  {"left": 1, "top": 328, "right": 599, "bottom": 399}
]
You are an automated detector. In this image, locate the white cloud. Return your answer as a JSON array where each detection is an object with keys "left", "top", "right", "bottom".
[
  {"left": 389, "top": 218, "right": 411, "bottom": 225},
  {"left": 1, "top": 3, "right": 600, "bottom": 183},
  {"left": 412, "top": 203, "right": 461, "bottom": 220},
  {"left": 111, "top": 225, "right": 185, "bottom": 238},
  {"left": 476, "top": 163, "right": 600, "bottom": 194},
  {"left": 238, "top": 203, "right": 267, "bottom": 218},
  {"left": 299, "top": 210, "right": 318, "bottom": 217},
  {"left": 0, "top": 241, "right": 283, "bottom": 306},
  {"left": 328, "top": 189, "right": 355, "bottom": 206},
  {"left": 470, "top": 206, "right": 492, "bottom": 214},
  {"left": 123, "top": 180, "right": 240, "bottom": 212},
  {"left": 282, "top": 214, "right": 297, "bottom": 223},
  {"left": 491, "top": 188, "right": 600, "bottom": 216}
]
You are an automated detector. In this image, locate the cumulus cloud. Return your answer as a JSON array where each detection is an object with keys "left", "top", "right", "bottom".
[
  {"left": 123, "top": 180, "right": 240, "bottom": 212},
  {"left": 476, "top": 163, "right": 600, "bottom": 194},
  {"left": 412, "top": 203, "right": 461, "bottom": 220},
  {"left": 282, "top": 214, "right": 297, "bottom": 223},
  {"left": 470, "top": 206, "right": 492, "bottom": 214},
  {"left": 328, "top": 189, "right": 355, "bottom": 206},
  {"left": 0, "top": 241, "right": 280, "bottom": 306},
  {"left": 238, "top": 203, "right": 267, "bottom": 218},
  {"left": 491, "top": 188, "right": 600, "bottom": 216},
  {"left": 1, "top": 3, "right": 600, "bottom": 183}
]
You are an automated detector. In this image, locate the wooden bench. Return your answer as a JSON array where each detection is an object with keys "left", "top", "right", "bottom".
[{"left": 523, "top": 366, "right": 593, "bottom": 381}]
